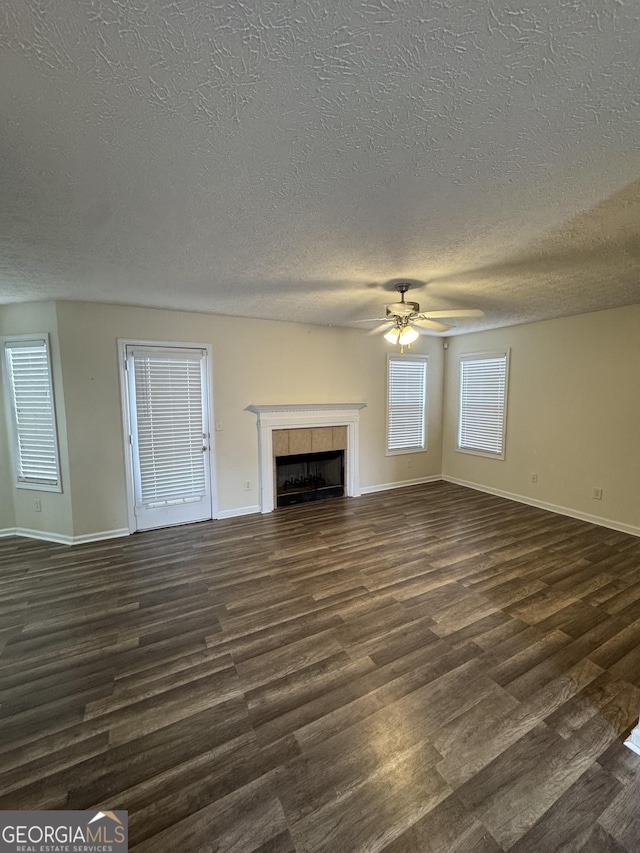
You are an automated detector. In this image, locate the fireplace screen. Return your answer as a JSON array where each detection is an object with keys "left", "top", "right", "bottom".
[{"left": 275, "top": 450, "right": 344, "bottom": 507}]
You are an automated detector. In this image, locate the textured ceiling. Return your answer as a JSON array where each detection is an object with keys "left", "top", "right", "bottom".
[{"left": 0, "top": 1, "right": 639, "bottom": 334}]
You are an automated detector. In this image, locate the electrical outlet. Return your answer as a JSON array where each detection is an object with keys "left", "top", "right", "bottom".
[
  {"left": 531, "top": 473, "right": 538, "bottom": 484},
  {"left": 34, "top": 499, "right": 42, "bottom": 512},
  {"left": 244, "top": 480, "right": 252, "bottom": 491},
  {"left": 407, "top": 459, "right": 412, "bottom": 468},
  {"left": 592, "top": 487, "right": 603, "bottom": 500}
]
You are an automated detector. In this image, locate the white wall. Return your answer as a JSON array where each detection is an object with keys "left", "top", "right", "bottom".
[
  {"left": 442, "top": 306, "right": 640, "bottom": 534},
  {"left": 54, "top": 301, "right": 443, "bottom": 538},
  {"left": 0, "top": 301, "right": 73, "bottom": 538}
]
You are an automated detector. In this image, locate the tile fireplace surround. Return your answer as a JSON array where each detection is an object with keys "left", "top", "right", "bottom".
[{"left": 246, "top": 404, "right": 367, "bottom": 513}]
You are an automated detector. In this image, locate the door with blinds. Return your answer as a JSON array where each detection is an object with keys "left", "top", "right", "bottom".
[{"left": 124, "top": 345, "right": 213, "bottom": 531}]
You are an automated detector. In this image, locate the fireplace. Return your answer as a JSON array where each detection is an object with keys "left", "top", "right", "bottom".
[
  {"left": 276, "top": 449, "right": 344, "bottom": 507},
  {"left": 246, "top": 404, "right": 367, "bottom": 513}
]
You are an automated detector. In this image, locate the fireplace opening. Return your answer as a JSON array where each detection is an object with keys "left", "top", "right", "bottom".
[{"left": 275, "top": 450, "right": 344, "bottom": 507}]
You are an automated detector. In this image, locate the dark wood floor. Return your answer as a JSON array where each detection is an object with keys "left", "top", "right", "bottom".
[{"left": 2, "top": 482, "right": 640, "bottom": 852}]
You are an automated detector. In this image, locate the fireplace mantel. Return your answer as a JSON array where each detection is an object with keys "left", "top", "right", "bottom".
[{"left": 246, "top": 403, "right": 367, "bottom": 513}]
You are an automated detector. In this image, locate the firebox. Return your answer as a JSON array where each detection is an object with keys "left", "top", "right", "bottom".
[{"left": 275, "top": 450, "right": 344, "bottom": 507}]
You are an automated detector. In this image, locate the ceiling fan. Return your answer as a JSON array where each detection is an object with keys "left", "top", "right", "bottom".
[{"left": 360, "top": 283, "right": 484, "bottom": 352}]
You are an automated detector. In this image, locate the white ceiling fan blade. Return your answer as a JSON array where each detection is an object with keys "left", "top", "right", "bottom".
[
  {"left": 366, "top": 321, "right": 394, "bottom": 336},
  {"left": 353, "top": 317, "right": 389, "bottom": 323},
  {"left": 417, "top": 308, "right": 484, "bottom": 319},
  {"left": 416, "top": 318, "right": 451, "bottom": 333}
]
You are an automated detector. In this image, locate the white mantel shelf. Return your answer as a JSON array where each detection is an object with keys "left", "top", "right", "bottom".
[
  {"left": 247, "top": 403, "right": 367, "bottom": 416},
  {"left": 246, "top": 403, "right": 367, "bottom": 513}
]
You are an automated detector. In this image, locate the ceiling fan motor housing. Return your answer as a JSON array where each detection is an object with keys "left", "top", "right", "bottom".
[{"left": 386, "top": 301, "right": 420, "bottom": 317}]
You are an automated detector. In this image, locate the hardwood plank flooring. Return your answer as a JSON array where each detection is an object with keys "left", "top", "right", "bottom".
[{"left": 1, "top": 482, "right": 640, "bottom": 851}]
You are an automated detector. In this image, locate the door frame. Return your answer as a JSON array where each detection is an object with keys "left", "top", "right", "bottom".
[{"left": 117, "top": 338, "right": 217, "bottom": 533}]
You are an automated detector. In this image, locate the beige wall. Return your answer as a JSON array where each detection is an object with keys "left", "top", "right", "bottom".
[
  {"left": 54, "top": 301, "right": 443, "bottom": 537},
  {"left": 0, "top": 301, "right": 73, "bottom": 537},
  {"left": 0, "top": 397, "right": 15, "bottom": 532},
  {"left": 4, "top": 297, "right": 636, "bottom": 541},
  {"left": 442, "top": 306, "right": 640, "bottom": 531}
]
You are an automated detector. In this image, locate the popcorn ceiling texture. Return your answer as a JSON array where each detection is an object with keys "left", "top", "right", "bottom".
[{"left": 0, "top": 1, "right": 638, "bottom": 333}]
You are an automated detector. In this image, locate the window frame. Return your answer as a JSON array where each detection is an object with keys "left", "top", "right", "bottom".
[
  {"left": 385, "top": 353, "right": 429, "bottom": 456},
  {"left": 1, "top": 333, "right": 62, "bottom": 492},
  {"left": 457, "top": 349, "right": 509, "bottom": 460}
]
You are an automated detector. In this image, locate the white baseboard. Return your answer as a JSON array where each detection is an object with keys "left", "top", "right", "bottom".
[
  {"left": 217, "top": 505, "right": 261, "bottom": 520},
  {"left": 360, "top": 475, "right": 442, "bottom": 495},
  {"left": 8, "top": 479, "right": 635, "bottom": 542},
  {"left": 71, "top": 528, "right": 130, "bottom": 545},
  {"left": 10, "top": 527, "right": 130, "bottom": 546},
  {"left": 624, "top": 722, "right": 640, "bottom": 752},
  {"left": 14, "top": 527, "right": 73, "bottom": 545},
  {"left": 442, "top": 476, "right": 640, "bottom": 538}
]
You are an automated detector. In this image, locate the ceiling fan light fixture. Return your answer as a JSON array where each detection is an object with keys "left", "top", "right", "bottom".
[
  {"left": 398, "top": 325, "right": 419, "bottom": 345},
  {"left": 384, "top": 323, "right": 419, "bottom": 353}
]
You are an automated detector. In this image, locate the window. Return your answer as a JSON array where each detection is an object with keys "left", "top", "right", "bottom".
[
  {"left": 127, "top": 346, "right": 208, "bottom": 510},
  {"left": 386, "top": 354, "right": 428, "bottom": 454},
  {"left": 458, "top": 351, "right": 509, "bottom": 458},
  {"left": 1, "top": 335, "right": 62, "bottom": 490}
]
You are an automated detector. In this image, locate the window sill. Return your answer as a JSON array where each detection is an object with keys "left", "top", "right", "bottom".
[
  {"left": 455, "top": 447, "right": 505, "bottom": 461},
  {"left": 15, "top": 481, "right": 63, "bottom": 493},
  {"left": 386, "top": 447, "right": 428, "bottom": 457}
]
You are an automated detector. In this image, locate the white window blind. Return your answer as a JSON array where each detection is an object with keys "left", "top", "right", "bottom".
[
  {"left": 387, "top": 355, "right": 428, "bottom": 453},
  {"left": 130, "top": 348, "right": 207, "bottom": 508},
  {"left": 458, "top": 353, "right": 508, "bottom": 457},
  {"left": 3, "top": 336, "right": 61, "bottom": 488}
]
